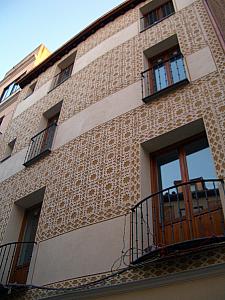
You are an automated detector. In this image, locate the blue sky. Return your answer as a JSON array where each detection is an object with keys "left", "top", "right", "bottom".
[{"left": 0, "top": 0, "right": 123, "bottom": 81}]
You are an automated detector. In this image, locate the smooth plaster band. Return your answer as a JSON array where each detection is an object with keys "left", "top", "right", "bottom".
[
  {"left": 72, "top": 21, "right": 139, "bottom": 74},
  {"left": 0, "top": 45, "right": 218, "bottom": 183},
  {"left": 31, "top": 215, "right": 130, "bottom": 285},
  {"left": 13, "top": 21, "right": 139, "bottom": 120}
]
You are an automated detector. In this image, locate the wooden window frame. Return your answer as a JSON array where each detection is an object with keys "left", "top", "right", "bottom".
[
  {"left": 9, "top": 203, "right": 42, "bottom": 284},
  {"left": 148, "top": 46, "right": 183, "bottom": 94},
  {"left": 149, "top": 132, "right": 218, "bottom": 244},
  {"left": 142, "top": 1, "right": 175, "bottom": 31}
]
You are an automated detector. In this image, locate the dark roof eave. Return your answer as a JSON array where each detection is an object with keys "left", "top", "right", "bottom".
[{"left": 18, "top": 0, "right": 145, "bottom": 88}]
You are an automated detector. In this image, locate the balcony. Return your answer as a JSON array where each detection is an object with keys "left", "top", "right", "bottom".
[
  {"left": 49, "top": 63, "right": 73, "bottom": 92},
  {"left": 24, "top": 123, "right": 57, "bottom": 167},
  {"left": 0, "top": 241, "right": 36, "bottom": 294},
  {"left": 140, "top": 11, "right": 174, "bottom": 32},
  {"left": 130, "top": 179, "right": 225, "bottom": 264},
  {"left": 141, "top": 53, "right": 189, "bottom": 103}
]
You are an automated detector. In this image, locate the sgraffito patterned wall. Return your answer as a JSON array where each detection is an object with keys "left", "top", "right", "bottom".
[
  {"left": 0, "top": 72, "right": 224, "bottom": 243},
  {"left": 3, "top": 245, "right": 225, "bottom": 299},
  {"left": 0, "top": 0, "right": 225, "bottom": 298},
  {"left": 0, "top": 0, "right": 211, "bottom": 157}
]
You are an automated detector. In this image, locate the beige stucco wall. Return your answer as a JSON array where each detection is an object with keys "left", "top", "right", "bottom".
[
  {"left": 31, "top": 215, "right": 130, "bottom": 285},
  {"left": 206, "top": 0, "right": 225, "bottom": 42},
  {"left": 174, "top": 0, "right": 197, "bottom": 11},
  {"left": 91, "top": 274, "right": 225, "bottom": 300},
  {"left": 0, "top": 94, "right": 19, "bottom": 134},
  {"left": 186, "top": 46, "right": 217, "bottom": 81},
  {"left": 13, "top": 80, "right": 52, "bottom": 119}
]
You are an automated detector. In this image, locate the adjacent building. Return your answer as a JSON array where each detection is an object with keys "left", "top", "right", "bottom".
[
  {"left": 0, "top": 44, "right": 50, "bottom": 163},
  {"left": 0, "top": 0, "right": 224, "bottom": 299}
]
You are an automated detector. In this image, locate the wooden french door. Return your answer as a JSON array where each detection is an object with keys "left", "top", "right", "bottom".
[
  {"left": 151, "top": 133, "right": 224, "bottom": 247},
  {"left": 10, "top": 204, "right": 41, "bottom": 284},
  {"left": 148, "top": 46, "right": 186, "bottom": 94}
]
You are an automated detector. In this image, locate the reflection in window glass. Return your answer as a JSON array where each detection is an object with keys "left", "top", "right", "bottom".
[
  {"left": 162, "top": 1, "right": 175, "bottom": 17},
  {"left": 170, "top": 56, "right": 186, "bottom": 83},
  {"left": 185, "top": 139, "right": 217, "bottom": 189},
  {"left": 157, "top": 150, "right": 185, "bottom": 219},
  {"left": 157, "top": 150, "right": 181, "bottom": 191},
  {"left": 1, "top": 82, "right": 20, "bottom": 102}
]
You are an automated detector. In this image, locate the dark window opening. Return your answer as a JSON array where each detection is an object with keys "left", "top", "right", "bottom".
[
  {"left": 25, "top": 81, "right": 37, "bottom": 99},
  {"left": 1, "top": 138, "right": 16, "bottom": 162},
  {"left": 54, "top": 64, "right": 73, "bottom": 88},
  {"left": 141, "top": 1, "right": 175, "bottom": 31}
]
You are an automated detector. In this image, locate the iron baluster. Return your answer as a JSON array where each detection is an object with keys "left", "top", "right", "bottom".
[
  {"left": 167, "top": 189, "right": 175, "bottom": 243},
  {"left": 145, "top": 199, "right": 150, "bottom": 249},
  {"left": 135, "top": 208, "right": 138, "bottom": 260},
  {"left": 140, "top": 203, "right": 144, "bottom": 255},
  {"left": 203, "top": 180, "right": 215, "bottom": 235}
]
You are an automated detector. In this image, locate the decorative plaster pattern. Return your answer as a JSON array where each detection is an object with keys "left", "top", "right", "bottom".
[
  {"left": 4, "top": 245, "right": 225, "bottom": 299},
  {"left": 0, "top": 2, "right": 212, "bottom": 157}
]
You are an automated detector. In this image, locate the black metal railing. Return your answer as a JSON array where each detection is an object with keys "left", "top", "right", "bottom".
[
  {"left": 51, "top": 64, "right": 73, "bottom": 91},
  {"left": 0, "top": 241, "right": 36, "bottom": 286},
  {"left": 140, "top": 1, "right": 174, "bottom": 32},
  {"left": 141, "top": 54, "right": 188, "bottom": 102},
  {"left": 24, "top": 123, "right": 57, "bottom": 167},
  {"left": 140, "top": 12, "right": 174, "bottom": 32},
  {"left": 131, "top": 179, "right": 225, "bottom": 264}
]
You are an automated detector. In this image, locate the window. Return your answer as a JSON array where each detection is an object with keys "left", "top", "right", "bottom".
[
  {"left": 0, "top": 82, "right": 20, "bottom": 103},
  {"left": 140, "top": 1, "right": 175, "bottom": 31},
  {"left": 9, "top": 200, "right": 43, "bottom": 284},
  {"left": 151, "top": 134, "right": 222, "bottom": 244},
  {"left": 25, "top": 81, "right": 37, "bottom": 99},
  {"left": 150, "top": 47, "right": 186, "bottom": 92},
  {"left": 24, "top": 101, "right": 62, "bottom": 167},
  {"left": 50, "top": 51, "right": 76, "bottom": 91},
  {"left": 0, "top": 116, "right": 4, "bottom": 135},
  {"left": 54, "top": 64, "right": 73, "bottom": 87},
  {"left": 142, "top": 44, "right": 188, "bottom": 102},
  {"left": 0, "top": 116, "right": 4, "bottom": 127},
  {"left": 131, "top": 132, "right": 225, "bottom": 264},
  {"left": 1, "top": 138, "right": 16, "bottom": 162}
]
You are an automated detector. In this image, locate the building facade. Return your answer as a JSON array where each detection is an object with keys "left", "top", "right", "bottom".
[
  {"left": 0, "top": 0, "right": 225, "bottom": 299},
  {"left": 0, "top": 44, "right": 50, "bottom": 163}
]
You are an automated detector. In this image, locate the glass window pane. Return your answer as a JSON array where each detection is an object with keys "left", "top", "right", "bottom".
[
  {"left": 157, "top": 150, "right": 181, "bottom": 190},
  {"left": 2, "top": 85, "right": 12, "bottom": 100},
  {"left": 170, "top": 56, "right": 186, "bottom": 83},
  {"left": 12, "top": 83, "right": 20, "bottom": 93},
  {"left": 1, "top": 82, "right": 20, "bottom": 101},
  {"left": 185, "top": 138, "right": 217, "bottom": 189},
  {"left": 144, "top": 10, "right": 158, "bottom": 28},
  {"left": 153, "top": 63, "right": 168, "bottom": 91},
  {"left": 156, "top": 150, "right": 185, "bottom": 219},
  {"left": 162, "top": 2, "right": 174, "bottom": 17},
  {"left": 17, "top": 207, "right": 41, "bottom": 266}
]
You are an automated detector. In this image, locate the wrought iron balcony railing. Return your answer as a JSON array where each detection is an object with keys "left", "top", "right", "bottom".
[
  {"left": 140, "top": 1, "right": 175, "bottom": 32},
  {"left": 141, "top": 54, "right": 188, "bottom": 103},
  {"left": 140, "top": 12, "right": 174, "bottom": 32},
  {"left": 131, "top": 179, "right": 225, "bottom": 264},
  {"left": 24, "top": 123, "right": 57, "bottom": 167},
  {"left": 0, "top": 241, "right": 36, "bottom": 287},
  {"left": 50, "top": 63, "right": 73, "bottom": 91}
]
